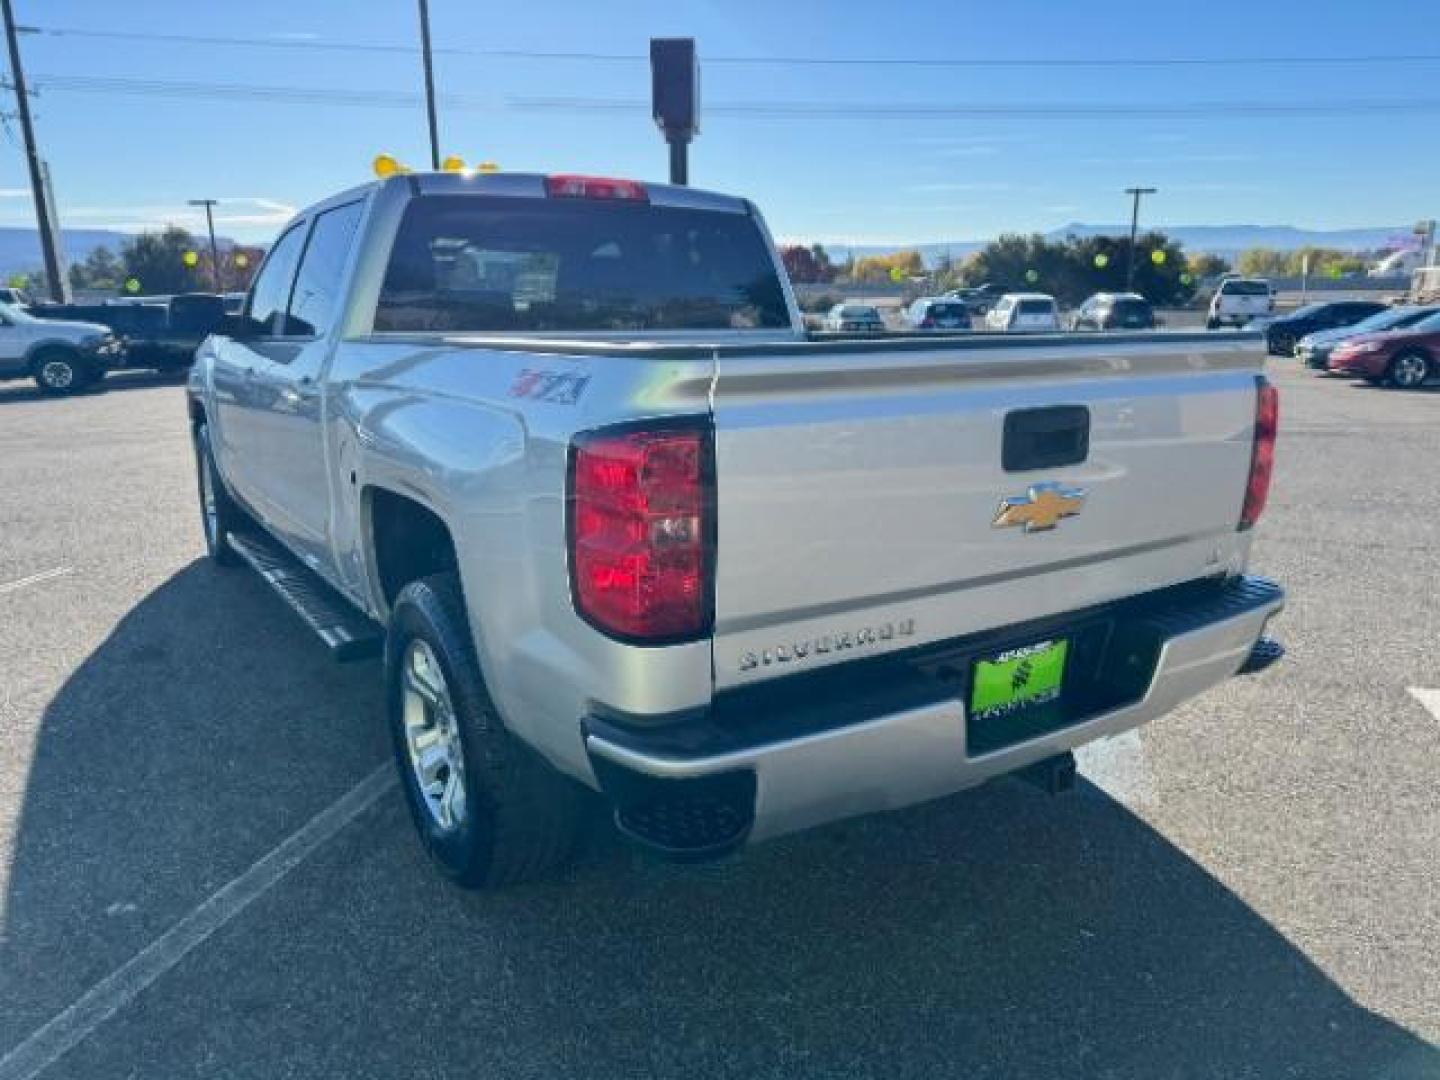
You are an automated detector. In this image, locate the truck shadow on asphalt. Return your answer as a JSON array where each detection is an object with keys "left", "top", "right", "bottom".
[{"left": 4, "top": 560, "right": 1438, "bottom": 1077}]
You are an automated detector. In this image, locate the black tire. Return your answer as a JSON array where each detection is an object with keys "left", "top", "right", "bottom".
[
  {"left": 1386, "top": 349, "right": 1431, "bottom": 390},
  {"left": 385, "top": 572, "right": 581, "bottom": 888},
  {"left": 1269, "top": 333, "right": 1295, "bottom": 357},
  {"left": 192, "top": 423, "right": 243, "bottom": 566},
  {"left": 30, "top": 347, "right": 97, "bottom": 396},
  {"left": 1205, "top": 317, "right": 1220, "bottom": 330}
]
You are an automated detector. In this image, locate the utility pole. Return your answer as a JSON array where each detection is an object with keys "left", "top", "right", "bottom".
[
  {"left": 416, "top": 0, "right": 440, "bottom": 170},
  {"left": 2, "top": 0, "right": 68, "bottom": 302},
  {"left": 1124, "top": 186, "right": 1157, "bottom": 292},
  {"left": 188, "top": 199, "right": 222, "bottom": 292}
]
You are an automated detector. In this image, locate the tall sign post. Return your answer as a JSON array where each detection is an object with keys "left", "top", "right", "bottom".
[{"left": 650, "top": 39, "right": 699, "bottom": 186}]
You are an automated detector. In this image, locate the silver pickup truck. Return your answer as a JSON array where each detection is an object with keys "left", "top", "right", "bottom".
[{"left": 188, "top": 171, "right": 1284, "bottom": 888}]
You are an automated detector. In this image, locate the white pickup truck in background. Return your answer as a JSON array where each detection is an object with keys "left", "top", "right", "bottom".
[
  {"left": 187, "top": 171, "right": 1284, "bottom": 888},
  {"left": 1208, "top": 276, "right": 1275, "bottom": 329}
]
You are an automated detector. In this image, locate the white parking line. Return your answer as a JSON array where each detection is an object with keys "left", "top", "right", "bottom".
[
  {"left": 1408, "top": 687, "right": 1440, "bottom": 722},
  {"left": 0, "top": 764, "right": 397, "bottom": 1080},
  {"left": 0, "top": 567, "right": 73, "bottom": 597}
]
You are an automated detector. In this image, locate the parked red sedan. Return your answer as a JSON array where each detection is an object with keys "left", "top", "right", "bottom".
[{"left": 1328, "top": 310, "right": 1440, "bottom": 389}]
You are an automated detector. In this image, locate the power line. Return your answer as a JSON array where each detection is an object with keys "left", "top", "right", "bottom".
[
  {"left": 26, "top": 24, "right": 1440, "bottom": 69},
  {"left": 28, "top": 73, "right": 1440, "bottom": 120},
  {"left": 508, "top": 95, "right": 1440, "bottom": 120}
]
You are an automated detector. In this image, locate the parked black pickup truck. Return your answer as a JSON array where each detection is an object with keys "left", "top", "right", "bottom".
[{"left": 28, "top": 293, "right": 227, "bottom": 372}]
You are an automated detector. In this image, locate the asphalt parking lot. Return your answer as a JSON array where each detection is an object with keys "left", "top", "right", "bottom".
[{"left": 1, "top": 361, "right": 1438, "bottom": 1079}]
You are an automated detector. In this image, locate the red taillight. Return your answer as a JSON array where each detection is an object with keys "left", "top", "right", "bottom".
[
  {"left": 1240, "top": 376, "right": 1279, "bottom": 530},
  {"left": 545, "top": 174, "right": 649, "bottom": 202},
  {"left": 569, "top": 423, "right": 712, "bottom": 642}
]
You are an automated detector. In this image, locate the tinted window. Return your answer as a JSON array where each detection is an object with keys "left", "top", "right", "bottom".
[
  {"left": 288, "top": 201, "right": 364, "bottom": 337},
  {"left": 1338, "top": 302, "right": 1384, "bottom": 320},
  {"left": 376, "top": 195, "right": 789, "bottom": 332},
  {"left": 246, "top": 223, "right": 307, "bottom": 334},
  {"left": 1222, "top": 280, "right": 1269, "bottom": 296},
  {"left": 169, "top": 294, "right": 227, "bottom": 335},
  {"left": 1017, "top": 299, "right": 1054, "bottom": 315},
  {"left": 926, "top": 302, "right": 966, "bottom": 319},
  {"left": 1110, "top": 298, "right": 1153, "bottom": 323}
]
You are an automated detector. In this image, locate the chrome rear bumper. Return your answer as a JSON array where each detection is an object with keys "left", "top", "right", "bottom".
[{"left": 586, "top": 576, "right": 1284, "bottom": 852}]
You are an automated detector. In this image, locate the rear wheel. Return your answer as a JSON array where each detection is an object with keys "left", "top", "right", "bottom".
[
  {"left": 1387, "top": 350, "right": 1431, "bottom": 390},
  {"left": 1270, "top": 332, "right": 1296, "bottom": 357},
  {"left": 386, "top": 572, "right": 581, "bottom": 888}
]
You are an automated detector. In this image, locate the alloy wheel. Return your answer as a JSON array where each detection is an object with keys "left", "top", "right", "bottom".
[{"left": 400, "top": 639, "right": 468, "bottom": 833}]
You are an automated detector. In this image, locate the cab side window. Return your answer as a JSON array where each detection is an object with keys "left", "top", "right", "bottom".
[
  {"left": 285, "top": 201, "right": 364, "bottom": 338},
  {"left": 245, "top": 222, "right": 309, "bottom": 336}
]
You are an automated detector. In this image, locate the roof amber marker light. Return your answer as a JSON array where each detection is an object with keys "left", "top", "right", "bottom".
[
  {"left": 373, "top": 154, "right": 409, "bottom": 178},
  {"left": 441, "top": 155, "right": 466, "bottom": 173}
]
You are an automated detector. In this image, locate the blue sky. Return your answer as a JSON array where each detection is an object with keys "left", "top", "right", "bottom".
[{"left": 3, "top": 0, "right": 1438, "bottom": 245}]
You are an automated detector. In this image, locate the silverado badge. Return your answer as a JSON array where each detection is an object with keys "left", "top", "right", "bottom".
[{"left": 992, "top": 482, "right": 1087, "bottom": 532}]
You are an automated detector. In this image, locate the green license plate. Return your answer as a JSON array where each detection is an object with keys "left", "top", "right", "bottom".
[{"left": 970, "top": 639, "right": 1069, "bottom": 722}]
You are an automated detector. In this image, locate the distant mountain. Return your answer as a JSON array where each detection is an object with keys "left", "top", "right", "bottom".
[
  {"left": 0, "top": 226, "right": 246, "bottom": 278},
  {"left": 0, "top": 227, "right": 131, "bottom": 277},
  {"left": 1045, "top": 223, "right": 1407, "bottom": 259},
  {"left": 816, "top": 224, "right": 1409, "bottom": 267}
]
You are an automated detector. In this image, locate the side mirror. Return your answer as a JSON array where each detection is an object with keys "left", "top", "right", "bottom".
[{"left": 220, "top": 313, "right": 259, "bottom": 340}]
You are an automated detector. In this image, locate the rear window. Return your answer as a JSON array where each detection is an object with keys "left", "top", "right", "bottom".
[
  {"left": 842, "top": 306, "right": 879, "bottom": 318},
  {"left": 1017, "top": 299, "right": 1054, "bottom": 314},
  {"left": 1110, "top": 299, "right": 1152, "bottom": 319},
  {"left": 926, "top": 302, "right": 966, "bottom": 319},
  {"left": 375, "top": 195, "right": 789, "bottom": 333},
  {"left": 1221, "top": 280, "right": 1269, "bottom": 296}
]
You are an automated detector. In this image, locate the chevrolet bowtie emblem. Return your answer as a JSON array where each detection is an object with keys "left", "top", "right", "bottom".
[{"left": 992, "top": 482, "right": 1087, "bottom": 532}]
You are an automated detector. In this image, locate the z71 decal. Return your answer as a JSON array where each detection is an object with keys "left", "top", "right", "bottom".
[{"left": 508, "top": 369, "right": 591, "bottom": 405}]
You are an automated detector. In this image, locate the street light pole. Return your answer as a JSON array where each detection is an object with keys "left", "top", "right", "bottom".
[
  {"left": 1124, "top": 186, "right": 1157, "bottom": 292},
  {"left": 188, "top": 199, "right": 222, "bottom": 292},
  {"left": 417, "top": 0, "right": 440, "bottom": 170}
]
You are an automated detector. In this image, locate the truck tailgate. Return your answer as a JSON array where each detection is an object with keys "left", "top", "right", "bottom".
[{"left": 710, "top": 334, "right": 1263, "bottom": 690}]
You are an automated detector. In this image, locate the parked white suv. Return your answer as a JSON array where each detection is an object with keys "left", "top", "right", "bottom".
[
  {"left": 0, "top": 302, "right": 120, "bottom": 395},
  {"left": 1208, "top": 277, "right": 1274, "bottom": 329},
  {"left": 984, "top": 293, "right": 1062, "bottom": 332}
]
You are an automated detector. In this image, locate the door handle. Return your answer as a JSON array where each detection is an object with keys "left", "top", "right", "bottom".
[{"left": 279, "top": 381, "right": 317, "bottom": 407}]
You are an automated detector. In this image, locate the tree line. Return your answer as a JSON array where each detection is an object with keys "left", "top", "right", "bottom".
[
  {"left": 782, "top": 231, "right": 1209, "bottom": 306},
  {"left": 9, "top": 225, "right": 264, "bottom": 297},
  {"left": 782, "top": 233, "right": 1390, "bottom": 304}
]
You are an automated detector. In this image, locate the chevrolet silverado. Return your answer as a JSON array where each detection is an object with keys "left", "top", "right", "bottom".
[{"left": 187, "top": 171, "right": 1285, "bottom": 888}]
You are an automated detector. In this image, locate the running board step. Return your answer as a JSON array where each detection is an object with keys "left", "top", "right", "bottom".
[{"left": 227, "top": 531, "right": 383, "bottom": 662}]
